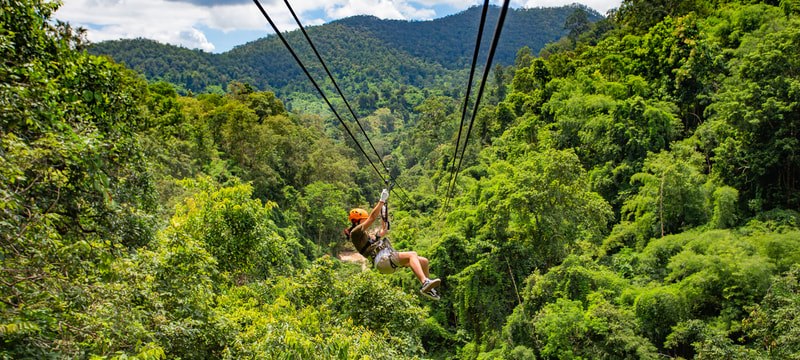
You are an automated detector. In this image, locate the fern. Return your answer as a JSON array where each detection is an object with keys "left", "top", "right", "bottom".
[{"left": 0, "top": 321, "right": 40, "bottom": 335}]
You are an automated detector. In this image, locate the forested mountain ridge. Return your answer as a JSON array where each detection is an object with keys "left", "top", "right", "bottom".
[
  {"left": 3, "top": 0, "right": 800, "bottom": 359},
  {"left": 323, "top": 6, "right": 601, "bottom": 70},
  {"left": 89, "top": 5, "right": 601, "bottom": 96}
]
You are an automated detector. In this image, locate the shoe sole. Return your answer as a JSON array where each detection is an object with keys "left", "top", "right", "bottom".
[
  {"left": 421, "top": 278, "right": 441, "bottom": 292},
  {"left": 420, "top": 290, "right": 440, "bottom": 300}
]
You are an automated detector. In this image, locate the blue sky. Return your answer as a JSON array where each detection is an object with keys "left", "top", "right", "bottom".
[{"left": 55, "top": 0, "right": 622, "bottom": 53}]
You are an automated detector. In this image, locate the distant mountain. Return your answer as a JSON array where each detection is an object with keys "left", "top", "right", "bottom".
[{"left": 90, "top": 5, "right": 602, "bottom": 96}]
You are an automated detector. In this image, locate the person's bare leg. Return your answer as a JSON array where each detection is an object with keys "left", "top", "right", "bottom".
[
  {"left": 398, "top": 251, "right": 426, "bottom": 283},
  {"left": 420, "top": 256, "right": 430, "bottom": 278}
]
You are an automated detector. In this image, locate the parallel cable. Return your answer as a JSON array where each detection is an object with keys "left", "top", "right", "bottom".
[
  {"left": 441, "top": 0, "right": 491, "bottom": 214},
  {"left": 252, "top": 0, "right": 386, "bottom": 188},
  {"left": 444, "top": 0, "right": 511, "bottom": 208},
  {"left": 281, "top": 0, "right": 416, "bottom": 207}
]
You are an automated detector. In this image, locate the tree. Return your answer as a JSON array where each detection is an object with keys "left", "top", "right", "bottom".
[
  {"left": 635, "top": 286, "right": 687, "bottom": 349},
  {"left": 515, "top": 46, "right": 534, "bottom": 69},
  {"left": 297, "top": 181, "right": 348, "bottom": 256},
  {"left": 449, "top": 150, "right": 613, "bottom": 347},
  {"left": 616, "top": 0, "right": 711, "bottom": 33},
  {"left": 475, "top": 150, "right": 612, "bottom": 265},
  {"left": 214, "top": 258, "right": 426, "bottom": 359},
  {"left": 174, "top": 177, "right": 304, "bottom": 281},
  {"left": 493, "top": 63, "right": 508, "bottom": 102},
  {"left": 1, "top": 0, "right": 158, "bottom": 356},
  {"left": 705, "top": 25, "right": 800, "bottom": 209},
  {"left": 710, "top": 186, "right": 739, "bottom": 229},
  {"left": 742, "top": 265, "right": 800, "bottom": 359},
  {"left": 665, "top": 231, "right": 775, "bottom": 321},
  {"left": 531, "top": 297, "right": 658, "bottom": 360},
  {"left": 226, "top": 81, "right": 255, "bottom": 102},
  {"left": 246, "top": 90, "right": 286, "bottom": 120},
  {"left": 606, "top": 143, "right": 712, "bottom": 250},
  {"left": 564, "top": 8, "right": 590, "bottom": 43},
  {"left": 413, "top": 96, "right": 457, "bottom": 143}
]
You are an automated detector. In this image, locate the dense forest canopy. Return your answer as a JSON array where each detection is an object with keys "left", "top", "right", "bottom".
[{"left": 2, "top": 0, "right": 800, "bottom": 359}]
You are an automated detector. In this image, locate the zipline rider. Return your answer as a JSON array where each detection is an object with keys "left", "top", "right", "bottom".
[{"left": 344, "top": 188, "right": 441, "bottom": 300}]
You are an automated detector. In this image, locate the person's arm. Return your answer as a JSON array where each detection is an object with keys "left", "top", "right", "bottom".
[
  {"left": 378, "top": 220, "right": 388, "bottom": 237},
  {"left": 360, "top": 189, "right": 389, "bottom": 230}
]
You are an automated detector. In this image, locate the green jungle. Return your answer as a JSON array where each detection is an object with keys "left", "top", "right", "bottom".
[{"left": 2, "top": 0, "right": 800, "bottom": 359}]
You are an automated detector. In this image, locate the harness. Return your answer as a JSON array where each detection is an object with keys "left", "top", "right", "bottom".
[
  {"left": 358, "top": 235, "right": 399, "bottom": 269},
  {"left": 358, "top": 236, "right": 381, "bottom": 257}
]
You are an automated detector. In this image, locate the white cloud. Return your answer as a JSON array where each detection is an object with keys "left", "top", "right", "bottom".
[
  {"left": 308, "top": 0, "right": 464, "bottom": 21},
  {"left": 323, "top": 0, "right": 406, "bottom": 20},
  {"left": 55, "top": 0, "right": 362, "bottom": 51},
  {"left": 397, "top": 2, "right": 437, "bottom": 20},
  {"left": 202, "top": 3, "right": 271, "bottom": 32},
  {"left": 413, "top": 0, "right": 481, "bottom": 7},
  {"left": 520, "top": 0, "right": 619, "bottom": 14},
  {"left": 56, "top": 0, "right": 217, "bottom": 50}
]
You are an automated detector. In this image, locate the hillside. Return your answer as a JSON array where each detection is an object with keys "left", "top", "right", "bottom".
[{"left": 89, "top": 5, "right": 601, "bottom": 95}]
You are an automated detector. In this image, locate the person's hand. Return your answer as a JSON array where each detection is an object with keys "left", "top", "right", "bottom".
[{"left": 380, "top": 188, "right": 389, "bottom": 202}]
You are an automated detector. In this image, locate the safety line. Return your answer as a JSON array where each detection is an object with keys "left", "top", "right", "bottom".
[
  {"left": 444, "top": 0, "right": 511, "bottom": 208},
  {"left": 441, "top": 0, "right": 491, "bottom": 214},
  {"left": 281, "top": 0, "right": 416, "bottom": 207},
  {"left": 252, "top": 0, "right": 387, "bottom": 188}
]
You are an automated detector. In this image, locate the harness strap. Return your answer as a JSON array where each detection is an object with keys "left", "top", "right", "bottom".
[
  {"left": 359, "top": 238, "right": 376, "bottom": 256},
  {"left": 359, "top": 235, "right": 384, "bottom": 257}
]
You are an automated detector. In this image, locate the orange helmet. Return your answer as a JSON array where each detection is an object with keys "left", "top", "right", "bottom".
[{"left": 348, "top": 208, "right": 369, "bottom": 223}]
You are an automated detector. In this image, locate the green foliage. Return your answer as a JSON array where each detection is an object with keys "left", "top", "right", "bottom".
[
  {"left": 107, "top": 224, "right": 219, "bottom": 359},
  {"left": 531, "top": 296, "right": 658, "bottom": 360},
  {"left": 615, "top": 144, "right": 710, "bottom": 246},
  {"left": 453, "top": 252, "right": 524, "bottom": 342},
  {"left": 497, "top": 256, "right": 647, "bottom": 358},
  {"left": 666, "top": 231, "right": 774, "bottom": 322},
  {"left": 215, "top": 258, "right": 426, "bottom": 359},
  {"left": 625, "top": 228, "right": 781, "bottom": 332},
  {"left": 471, "top": 150, "right": 613, "bottom": 264},
  {"left": 538, "top": 74, "right": 684, "bottom": 165},
  {"left": 704, "top": 18, "right": 800, "bottom": 209},
  {"left": 667, "top": 320, "right": 757, "bottom": 360},
  {"left": 412, "top": 96, "right": 458, "bottom": 157},
  {"left": 217, "top": 288, "right": 403, "bottom": 359},
  {"left": 750, "top": 229, "right": 800, "bottom": 273},
  {"left": 175, "top": 177, "right": 303, "bottom": 280},
  {"left": 617, "top": 0, "right": 713, "bottom": 33},
  {"left": 1, "top": 0, "right": 158, "bottom": 356},
  {"left": 291, "top": 181, "right": 348, "bottom": 256},
  {"left": 636, "top": 232, "right": 694, "bottom": 282},
  {"left": 565, "top": 8, "right": 591, "bottom": 42},
  {"left": 741, "top": 265, "right": 800, "bottom": 359},
  {"left": 6, "top": 0, "right": 800, "bottom": 359},
  {"left": 634, "top": 286, "right": 687, "bottom": 348},
  {"left": 711, "top": 186, "right": 739, "bottom": 229},
  {"left": 521, "top": 255, "right": 629, "bottom": 315}
]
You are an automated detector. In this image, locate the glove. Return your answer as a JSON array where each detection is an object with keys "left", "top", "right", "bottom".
[{"left": 380, "top": 188, "right": 390, "bottom": 202}]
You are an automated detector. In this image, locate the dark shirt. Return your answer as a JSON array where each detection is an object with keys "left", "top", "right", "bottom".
[{"left": 350, "top": 223, "right": 371, "bottom": 255}]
